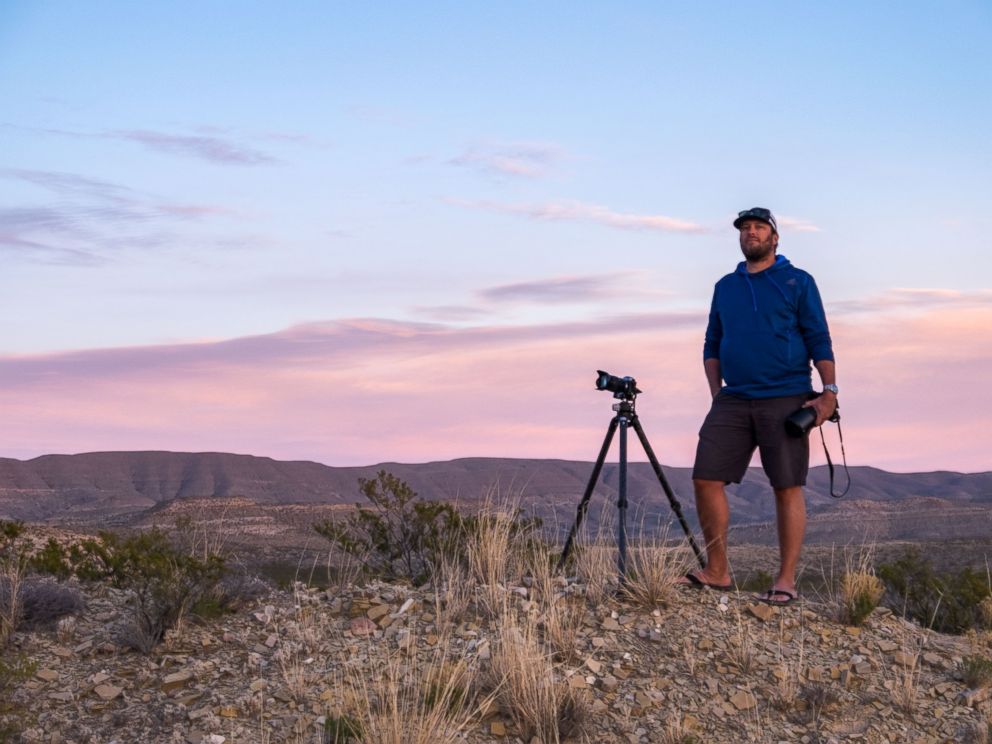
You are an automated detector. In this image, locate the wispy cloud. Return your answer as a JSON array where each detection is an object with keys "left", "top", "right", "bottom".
[
  {"left": 0, "top": 168, "right": 238, "bottom": 263},
  {"left": 831, "top": 287, "right": 992, "bottom": 315},
  {"left": 411, "top": 305, "right": 492, "bottom": 322},
  {"left": 109, "top": 129, "right": 276, "bottom": 165},
  {"left": 449, "top": 141, "right": 563, "bottom": 178},
  {"left": 448, "top": 198, "right": 707, "bottom": 234},
  {"left": 479, "top": 273, "right": 637, "bottom": 304},
  {"left": 776, "top": 215, "right": 821, "bottom": 232},
  {"left": 3, "top": 122, "right": 278, "bottom": 166}
]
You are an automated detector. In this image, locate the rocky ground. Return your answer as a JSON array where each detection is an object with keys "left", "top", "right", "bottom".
[{"left": 4, "top": 567, "right": 992, "bottom": 744}]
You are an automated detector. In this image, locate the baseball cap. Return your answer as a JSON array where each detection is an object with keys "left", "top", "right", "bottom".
[{"left": 733, "top": 207, "right": 777, "bottom": 233}]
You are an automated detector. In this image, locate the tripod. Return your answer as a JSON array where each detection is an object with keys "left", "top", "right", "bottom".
[{"left": 557, "top": 390, "right": 705, "bottom": 582}]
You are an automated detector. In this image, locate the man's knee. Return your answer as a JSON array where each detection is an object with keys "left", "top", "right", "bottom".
[
  {"left": 694, "top": 478, "right": 726, "bottom": 499},
  {"left": 773, "top": 486, "right": 804, "bottom": 501}
]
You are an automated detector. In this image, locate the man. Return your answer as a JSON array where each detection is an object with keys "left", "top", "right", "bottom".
[{"left": 682, "top": 207, "right": 837, "bottom": 605}]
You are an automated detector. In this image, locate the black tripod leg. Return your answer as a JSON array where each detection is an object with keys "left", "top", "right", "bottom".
[
  {"left": 617, "top": 417, "right": 629, "bottom": 583},
  {"left": 556, "top": 417, "right": 618, "bottom": 573},
  {"left": 630, "top": 416, "right": 706, "bottom": 569}
]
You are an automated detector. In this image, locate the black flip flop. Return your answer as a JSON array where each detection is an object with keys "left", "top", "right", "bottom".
[
  {"left": 681, "top": 572, "right": 733, "bottom": 591},
  {"left": 756, "top": 588, "right": 798, "bottom": 606}
]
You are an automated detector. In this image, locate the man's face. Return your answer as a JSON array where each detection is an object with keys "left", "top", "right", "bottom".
[{"left": 738, "top": 219, "right": 778, "bottom": 262}]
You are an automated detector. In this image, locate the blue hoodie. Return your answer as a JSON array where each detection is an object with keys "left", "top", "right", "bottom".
[{"left": 703, "top": 254, "right": 833, "bottom": 399}]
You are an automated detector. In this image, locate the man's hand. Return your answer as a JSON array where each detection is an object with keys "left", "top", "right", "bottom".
[{"left": 803, "top": 392, "right": 837, "bottom": 427}]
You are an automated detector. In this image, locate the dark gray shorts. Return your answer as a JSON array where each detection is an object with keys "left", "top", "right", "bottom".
[{"left": 692, "top": 391, "right": 811, "bottom": 489}]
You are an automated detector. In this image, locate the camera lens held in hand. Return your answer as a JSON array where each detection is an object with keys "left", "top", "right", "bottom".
[
  {"left": 785, "top": 403, "right": 841, "bottom": 438},
  {"left": 784, "top": 407, "right": 818, "bottom": 438}
]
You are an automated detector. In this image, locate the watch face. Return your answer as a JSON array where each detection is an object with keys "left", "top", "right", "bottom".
[{"left": 824, "top": 384, "right": 839, "bottom": 394}]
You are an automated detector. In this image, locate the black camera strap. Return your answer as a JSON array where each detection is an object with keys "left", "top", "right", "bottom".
[{"left": 819, "top": 416, "right": 850, "bottom": 498}]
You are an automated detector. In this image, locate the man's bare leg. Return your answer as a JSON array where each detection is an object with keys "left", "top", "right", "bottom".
[
  {"left": 687, "top": 478, "right": 732, "bottom": 585},
  {"left": 772, "top": 486, "right": 805, "bottom": 593}
]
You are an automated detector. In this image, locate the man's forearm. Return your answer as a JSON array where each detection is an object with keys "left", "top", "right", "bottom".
[
  {"left": 809, "top": 359, "right": 838, "bottom": 425},
  {"left": 704, "top": 358, "right": 722, "bottom": 398},
  {"left": 814, "top": 359, "right": 836, "bottom": 388}
]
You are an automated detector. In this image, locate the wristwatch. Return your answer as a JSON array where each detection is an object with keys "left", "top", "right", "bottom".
[{"left": 822, "top": 384, "right": 839, "bottom": 395}]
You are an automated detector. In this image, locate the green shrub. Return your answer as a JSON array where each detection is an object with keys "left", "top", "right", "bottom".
[
  {"left": 0, "top": 521, "right": 31, "bottom": 648},
  {"left": 877, "top": 548, "right": 992, "bottom": 634},
  {"left": 70, "top": 528, "right": 226, "bottom": 652},
  {"left": 738, "top": 569, "right": 773, "bottom": 593},
  {"left": 315, "top": 472, "right": 542, "bottom": 587},
  {"left": 959, "top": 654, "right": 992, "bottom": 689},
  {"left": 314, "top": 471, "right": 466, "bottom": 586},
  {"left": 0, "top": 652, "right": 36, "bottom": 742},
  {"left": 29, "top": 538, "right": 73, "bottom": 580},
  {"left": 323, "top": 713, "right": 362, "bottom": 743}
]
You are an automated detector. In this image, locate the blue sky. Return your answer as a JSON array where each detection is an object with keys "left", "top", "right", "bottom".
[{"left": 1, "top": 2, "right": 990, "bottom": 471}]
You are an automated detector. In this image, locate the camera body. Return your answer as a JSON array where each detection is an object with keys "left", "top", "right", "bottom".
[{"left": 595, "top": 370, "right": 641, "bottom": 399}]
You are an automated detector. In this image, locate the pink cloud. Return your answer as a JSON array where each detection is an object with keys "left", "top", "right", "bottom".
[
  {"left": 449, "top": 142, "right": 563, "bottom": 178},
  {"left": 0, "top": 305, "right": 987, "bottom": 473}
]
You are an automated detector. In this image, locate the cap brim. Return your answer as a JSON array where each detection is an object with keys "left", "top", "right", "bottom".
[{"left": 733, "top": 215, "right": 776, "bottom": 231}]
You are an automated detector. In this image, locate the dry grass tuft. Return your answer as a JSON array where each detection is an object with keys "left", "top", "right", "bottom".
[
  {"left": 772, "top": 618, "right": 806, "bottom": 712},
  {"left": 888, "top": 645, "right": 922, "bottom": 715},
  {"left": 840, "top": 570, "right": 885, "bottom": 625},
  {"left": 799, "top": 681, "right": 840, "bottom": 728},
  {"left": 570, "top": 509, "right": 618, "bottom": 606},
  {"left": 658, "top": 716, "right": 703, "bottom": 744},
  {"left": 467, "top": 492, "right": 526, "bottom": 619},
  {"left": 838, "top": 546, "right": 885, "bottom": 626},
  {"left": 343, "top": 643, "right": 486, "bottom": 744},
  {"left": 529, "top": 547, "right": 587, "bottom": 663},
  {"left": 726, "top": 607, "right": 755, "bottom": 674},
  {"left": 979, "top": 595, "right": 992, "bottom": 630},
  {"left": 431, "top": 554, "right": 475, "bottom": 633},
  {"left": 619, "top": 526, "right": 690, "bottom": 609},
  {"left": 489, "top": 610, "right": 586, "bottom": 744}
]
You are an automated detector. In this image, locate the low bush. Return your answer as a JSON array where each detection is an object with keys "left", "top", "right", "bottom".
[
  {"left": 17, "top": 578, "right": 85, "bottom": 631},
  {"left": 314, "top": 470, "right": 457, "bottom": 585},
  {"left": 0, "top": 522, "right": 30, "bottom": 647},
  {"left": 316, "top": 471, "right": 493, "bottom": 586},
  {"left": 29, "top": 538, "right": 74, "bottom": 580},
  {"left": 0, "top": 652, "right": 36, "bottom": 742},
  {"left": 323, "top": 714, "right": 362, "bottom": 743},
  {"left": 877, "top": 548, "right": 991, "bottom": 634},
  {"left": 959, "top": 654, "right": 992, "bottom": 689},
  {"left": 70, "top": 528, "right": 226, "bottom": 652},
  {"left": 199, "top": 569, "right": 269, "bottom": 617}
]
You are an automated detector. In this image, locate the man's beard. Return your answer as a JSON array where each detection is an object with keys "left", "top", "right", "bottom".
[{"left": 740, "top": 235, "right": 776, "bottom": 262}]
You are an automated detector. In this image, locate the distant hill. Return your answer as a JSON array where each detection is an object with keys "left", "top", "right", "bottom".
[{"left": 1, "top": 451, "right": 990, "bottom": 543}]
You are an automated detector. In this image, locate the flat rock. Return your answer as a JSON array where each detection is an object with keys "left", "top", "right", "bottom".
[
  {"left": 746, "top": 603, "right": 777, "bottom": 622},
  {"left": 93, "top": 684, "right": 122, "bottom": 701},
  {"left": 162, "top": 670, "right": 194, "bottom": 691},
  {"left": 730, "top": 690, "right": 757, "bottom": 710},
  {"left": 349, "top": 616, "right": 377, "bottom": 636},
  {"left": 367, "top": 603, "right": 391, "bottom": 621}
]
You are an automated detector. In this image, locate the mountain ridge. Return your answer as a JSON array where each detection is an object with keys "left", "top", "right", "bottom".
[{"left": 2, "top": 451, "right": 990, "bottom": 545}]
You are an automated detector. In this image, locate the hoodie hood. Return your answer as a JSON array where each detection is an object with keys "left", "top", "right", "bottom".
[{"left": 735, "top": 254, "right": 793, "bottom": 311}]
